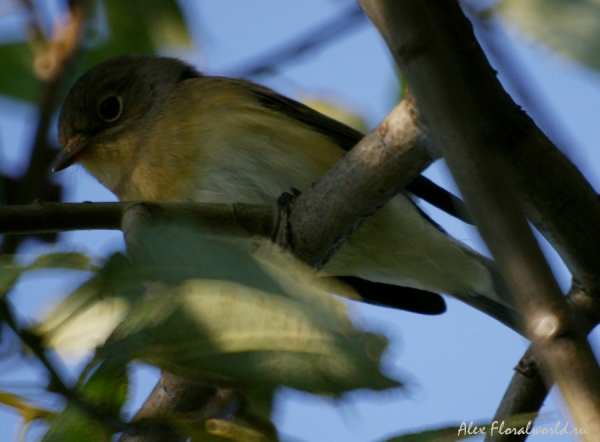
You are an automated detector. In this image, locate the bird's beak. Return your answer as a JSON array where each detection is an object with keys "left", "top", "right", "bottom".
[{"left": 51, "top": 134, "right": 89, "bottom": 172}]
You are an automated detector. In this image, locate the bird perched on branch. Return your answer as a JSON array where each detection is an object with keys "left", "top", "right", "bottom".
[{"left": 52, "top": 55, "right": 514, "bottom": 326}]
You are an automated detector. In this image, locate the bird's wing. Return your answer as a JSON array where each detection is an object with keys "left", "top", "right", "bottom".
[{"left": 231, "top": 78, "right": 472, "bottom": 224}]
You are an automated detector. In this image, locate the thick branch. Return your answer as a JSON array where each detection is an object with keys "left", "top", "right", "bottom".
[
  {"left": 364, "top": 5, "right": 600, "bottom": 291},
  {"left": 488, "top": 284, "right": 600, "bottom": 442},
  {"left": 285, "top": 92, "right": 438, "bottom": 268},
  {"left": 358, "top": 0, "right": 600, "bottom": 436}
]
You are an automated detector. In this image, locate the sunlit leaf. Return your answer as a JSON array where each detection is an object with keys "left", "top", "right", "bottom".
[
  {"left": 81, "top": 361, "right": 129, "bottom": 411},
  {"left": 37, "top": 253, "right": 142, "bottom": 357},
  {"left": 30, "top": 252, "right": 93, "bottom": 271},
  {"left": 0, "top": 252, "right": 93, "bottom": 296},
  {"left": 204, "top": 419, "right": 274, "bottom": 442},
  {"left": 41, "top": 297, "right": 129, "bottom": 358},
  {"left": 0, "top": 391, "right": 53, "bottom": 422},
  {"left": 97, "top": 224, "right": 400, "bottom": 396},
  {"left": 495, "top": 0, "right": 600, "bottom": 72}
]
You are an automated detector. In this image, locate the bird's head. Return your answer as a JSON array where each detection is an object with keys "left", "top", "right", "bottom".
[{"left": 52, "top": 55, "right": 200, "bottom": 191}]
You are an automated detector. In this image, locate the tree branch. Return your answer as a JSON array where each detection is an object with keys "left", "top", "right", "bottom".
[
  {"left": 488, "top": 283, "right": 600, "bottom": 442},
  {"left": 0, "top": 201, "right": 276, "bottom": 238},
  {"left": 225, "top": 4, "right": 367, "bottom": 78},
  {"left": 284, "top": 91, "right": 439, "bottom": 267},
  {"left": 358, "top": 0, "right": 600, "bottom": 437},
  {"left": 2, "top": 0, "right": 84, "bottom": 253}
]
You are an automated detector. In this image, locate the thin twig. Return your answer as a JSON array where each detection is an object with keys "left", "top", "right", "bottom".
[{"left": 224, "top": 4, "right": 367, "bottom": 78}]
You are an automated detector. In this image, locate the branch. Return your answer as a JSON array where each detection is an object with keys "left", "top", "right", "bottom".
[
  {"left": 0, "top": 201, "right": 276, "bottom": 238},
  {"left": 488, "top": 283, "right": 600, "bottom": 442},
  {"left": 2, "top": 1, "right": 84, "bottom": 253},
  {"left": 358, "top": 0, "right": 600, "bottom": 436},
  {"left": 283, "top": 92, "right": 438, "bottom": 267}
]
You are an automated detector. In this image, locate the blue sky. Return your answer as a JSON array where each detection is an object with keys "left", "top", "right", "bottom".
[{"left": 1, "top": 1, "right": 600, "bottom": 441}]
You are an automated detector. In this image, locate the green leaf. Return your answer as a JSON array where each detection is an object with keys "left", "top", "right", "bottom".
[
  {"left": 30, "top": 252, "right": 94, "bottom": 271},
  {"left": 0, "top": 391, "right": 54, "bottom": 422},
  {"left": 41, "top": 362, "right": 128, "bottom": 441},
  {"left": 0, "top": 264, "right": 25, "bottom": 296},
  {"left": 80, "top": 361, "right": 129, "bottom": 411},
  {"left": 98, "top": 224, "right": 401, "bottom": 396},
  {"left": 495, "top": 0, "right": 600, "bottom": 72},
  {"left": 106, "top": 279, "right": 398, "bottom": 394},
  {"left": 41, "top": 404, "right": 113, "bottom": 442},
  {"left": 37, "top": 253, "right": 143, "bottom": 355},
  {"left": 0, "top": 252, "right": 93, "bottom": 297},
  {"left": 131, "top": 223, "right": 289, "bottom": 295},
  {"left": 82, "top": 0, "right": 192, "bottom": 70},
  {"left": 0, "top": 42, "right": 40, "bottom": 101},
  {"left": 0, "top": 0, "right": 192, "bottom": 102}
]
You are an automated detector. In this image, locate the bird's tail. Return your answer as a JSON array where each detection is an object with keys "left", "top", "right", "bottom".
[{"left": 451, "top": 250, "right": 519, "bottom": 331}]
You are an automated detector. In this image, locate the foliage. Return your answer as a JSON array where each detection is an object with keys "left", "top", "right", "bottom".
[
  {"left": 494, "top": 0, "right": 600, "bottom": 72},
  {"left": 0, "top": 224, "right": 400, "bottom": 440},
  {"left": 0, "top": 0, "right": 191, "bottom": 101}
]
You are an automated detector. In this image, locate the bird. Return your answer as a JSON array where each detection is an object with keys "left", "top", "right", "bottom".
[{"left": 52, "top": 54, "right": 514, "bottom": 326}]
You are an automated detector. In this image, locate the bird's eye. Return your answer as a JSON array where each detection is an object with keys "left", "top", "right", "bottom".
[{"left": 98, "top": 95, "right": 123, "bottom": 122}]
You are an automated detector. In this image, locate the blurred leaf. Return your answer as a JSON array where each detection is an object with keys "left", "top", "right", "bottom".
[
  {"left": 203, "top": 419, "right": 274, "bottom": 442},
  {"left": 169, "top": 413, "right": 277, "bottom": 442},
  {"left": 131, "top": 223, "right": 288, "bottom": 294},
  {"left": 37, "top": 253, "right": 142, "bottom": 356},
  {"left": 40, "top": 296, "right": 130, "bottom": 358},
  {"left": 0, "top": 0, "right": 192, "bottom": 101},
  {"left": 30, "top": 252, "right": 93, "bottom": 271},
  {"left": 0, "top": 42, "right": 40, "bottom": 101},
  {"left": 495, "top": 0, "right": 600, "bottom": 72},
  {"left": 303, "top": 99, "right": 369, "bottom": 133},
  {"left": 41, "top": 362, "right": 128, "bottom": 441},
  {"left": 0, "top": 391, "right": 54, "bottom": 422},
  {"left": 0, "top": 264, "right": 25, "bottom": 296},
  {"left": 104, "top": 279, "right": 398, "bottom": 394},
  {"left": 97, "top": 224, "right": 400, "bottom": 396},
  {"left": 80, "top": 361, "right": 129, "bottom": 411},
  {"left": 82, "top": 0, "right": 192, "bottom": 71},
  {"left": 0, "top": 252, "right": 93, "bottom": 296},
  {"left": 41, "top": 404, "right": 112, "bottom": 442}
]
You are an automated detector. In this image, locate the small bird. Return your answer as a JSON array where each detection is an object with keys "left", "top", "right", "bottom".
[{"left": 53, "top": 55, "right": 513, "bottom": 325}]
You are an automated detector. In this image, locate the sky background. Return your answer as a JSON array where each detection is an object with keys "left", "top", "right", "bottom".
[{"left": 1, "top": 0, "right": 600, "bottom": 441}]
